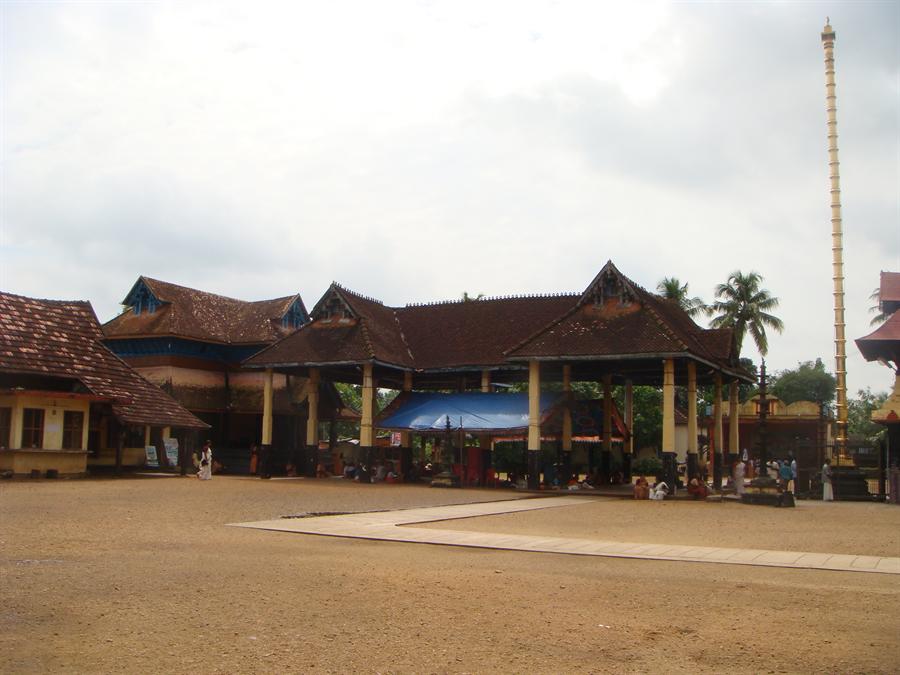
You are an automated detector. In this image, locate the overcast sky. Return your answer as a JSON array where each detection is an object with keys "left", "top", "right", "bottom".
[{"left": 2, "top": 1, "right": 898, "bottom": 395}]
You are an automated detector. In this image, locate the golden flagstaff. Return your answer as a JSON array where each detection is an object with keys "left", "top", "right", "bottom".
[{"left": 822, "top": 19, "right": 848, "bottom": 457}]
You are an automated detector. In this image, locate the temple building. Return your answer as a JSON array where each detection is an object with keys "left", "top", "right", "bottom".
[
  {"left": 245, "top": 261, "right": 752, "bottom": 488},
  {"left": 856, "top": 271, "right": 900, "bottom": 496},
  {"left": 0, "top": 291, "right": 208, "bottom": 477},
  {"left": 102, "top": 277, "right": 346, "bottom": 473}
]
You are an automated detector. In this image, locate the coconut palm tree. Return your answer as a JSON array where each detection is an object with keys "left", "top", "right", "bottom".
[
  {"left": 710, "top": 271, "right": 784, "bottom": 356},
  {"left": 656, "top": 277, "right": 710, "bottom": 319},
  {"left": 868, "top": 287, "right": 888, "bottom": 326}
]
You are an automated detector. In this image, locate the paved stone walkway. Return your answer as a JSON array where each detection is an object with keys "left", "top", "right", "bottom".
[{"left": 230, "top": 496, "right": 900, "bottom": 575}]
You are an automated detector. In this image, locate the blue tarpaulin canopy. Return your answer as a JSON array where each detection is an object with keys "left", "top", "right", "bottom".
[{"left": 377, "top": 392, "right": 563, "bottom": 432}]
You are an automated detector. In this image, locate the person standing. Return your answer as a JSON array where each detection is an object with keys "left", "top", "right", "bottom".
[
  {"left": 822, "top": 458, "right": 834, "bottom": 501},
  {"left": 733, "top": 459, "right": 746, "bottom": 497},
  {"left": 197, "top": 441, "right": 213, "bottom": 481},
  {"left": 779, "top": 460, "right": 792, "bottom": 491},
  {"left": 790, "top": 456, "right": 798, "bottom": 496}
]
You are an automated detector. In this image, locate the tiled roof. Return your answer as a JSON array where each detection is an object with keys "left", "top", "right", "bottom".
[
  {"left": 856, "top": 310, "right": 900, "bottom": 363},
  {"left": 508, "top": 263, "right": 737, "bottom": 368},
  {"left": 396, "top": 295, "right": 577, "bottom": 370},
  {"left": 247, "top": 285, "right": 577, "bottom": 371},
  {"left": 247, "top": 262, "right": 741, "bottom": 377},
  {"left": 0, "top": 292, "right": 208, "bottom": 429},
  {"left": 880, "top": 271, "right": 900, "bottom": 314},
  {"left": 103, "top": 277, "right": 304, "bottom": 345}
]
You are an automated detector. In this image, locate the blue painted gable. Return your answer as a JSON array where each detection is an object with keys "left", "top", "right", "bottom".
[{"left": 123, "top": 278, "right": 161, "bottom": 316}]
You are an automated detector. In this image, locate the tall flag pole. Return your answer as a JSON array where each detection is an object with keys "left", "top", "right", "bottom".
[{"left": 821, "top": 19, "right": 848, "bottom": 458}]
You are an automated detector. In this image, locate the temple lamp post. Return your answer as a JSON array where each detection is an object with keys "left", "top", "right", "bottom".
[
  {"left": 758, "top": 360, "right": 769, "bottom": 471},
  {"left": 752, "top": 360, "right": 776, "bottom": 488}
]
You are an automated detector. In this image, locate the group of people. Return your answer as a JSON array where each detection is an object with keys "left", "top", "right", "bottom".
[
  {"left": 341, "top": 460, "right": 401, "bottom": 483},
  {"left": 632, "top": 476, "right": 673, "bottom": 500},
  {"left": 732, "top": 456, "right": 798, "bottom": 496}
]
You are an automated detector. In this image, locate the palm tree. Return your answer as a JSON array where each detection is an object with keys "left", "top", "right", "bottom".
[
  {"left": 656, "top": 277, "right": 710, "bottom": 319},
  {"left": 868, "top": 287, "right": 887, "bottom": 326},
  {"left": 710, "top": 271, "right": 784, "bottom": 356}
]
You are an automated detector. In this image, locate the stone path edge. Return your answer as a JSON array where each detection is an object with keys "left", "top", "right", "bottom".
[{"left": 229, "top": 496, "right": 900, "bottom": 576}]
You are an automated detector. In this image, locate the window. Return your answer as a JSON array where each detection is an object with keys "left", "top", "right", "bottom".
[
  {"left": 62, "top": 411, "right": 85, "bottom": 449},
  {"left": 22, "top": 408, "right": 44, "bottom": 448},
  {"left": 0, "top": 407, "right": 11, "bottom": 449}
]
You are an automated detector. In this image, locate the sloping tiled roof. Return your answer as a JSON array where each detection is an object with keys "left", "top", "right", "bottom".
[
  {"left": 396, "top": 295, "right": 578, "bottom": 369},
  {"left": 247, "top": 262, "right": 741, "bottom": 377},
  {"left": 0, "top": 292, "right": 208, "bottom": 429},
  {"left": 103, "top": 277, "right": 304, "bottom": 345},
  {"left": 508, "top": 263, "right": 737, "bottom": 367},
  {"left": 246, "top": 285, "right": 578, "bottom": 370},
  {"left": 856, "top": 310, "right": 900, "bottom": 363},
  {"left": 880, "top": 271, "right": 900, "bottom": 314}
]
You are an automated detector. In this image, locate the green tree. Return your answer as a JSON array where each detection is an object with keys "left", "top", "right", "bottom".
[
  {"left": 848, "top": 387, "right": 889, "bottom": 440},
  {"left": 770, "top": 359, "right": 836, "bottom": 405},
  {"left": 656, "top": 277, "right": 710, "bottom": 319},
  {"left": 332, "top": 383, "right": 398, "bottom": 439},
  {"left": 629, "top": 386, "right": 663, "bottom": 451},
  {"left": 710, "top": 270, "right": 784, "bottom": 356}
]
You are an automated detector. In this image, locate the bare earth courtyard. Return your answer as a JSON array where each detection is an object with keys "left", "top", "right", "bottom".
[{"left": 1, "top": 477, "right": 898, "bottom": 674}]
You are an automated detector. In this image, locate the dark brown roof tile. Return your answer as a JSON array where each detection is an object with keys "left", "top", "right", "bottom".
[{"left": 0, "top": 292, "right": 208, "bottom": 429}]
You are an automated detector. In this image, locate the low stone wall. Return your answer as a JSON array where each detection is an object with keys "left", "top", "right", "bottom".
[{"left": 0, "top": 449, "right": 88, "bottom": 477}]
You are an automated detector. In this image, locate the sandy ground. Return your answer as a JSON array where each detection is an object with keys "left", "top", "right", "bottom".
[{"left": 1, "top": 476, "right": 898, "bottom": 674}]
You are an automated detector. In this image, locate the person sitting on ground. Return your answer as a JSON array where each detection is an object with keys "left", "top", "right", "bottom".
[
  {"left": 343, "top": 461, "right": 356, "bottom": 480},
  {"left": 385, "top": 462, "right": 399, "bottom": 483},
  {"left": 372, "top": 461, "right": 387, "bottom": 483},
  {"left": 687, "top": 475, "right": 709, "bottom": 500},
  {"left": 633, "top": 476, "right": 650, "bottom": 500},
  {"left": 316, "top": 462, "right": 330, "bottom": 479},
  {"left": 649, "top": 481, "right": 669, "bottom": 500}
]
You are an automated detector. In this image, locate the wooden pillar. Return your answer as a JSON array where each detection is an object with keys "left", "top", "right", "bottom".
[
  {"left": 306, "top": 369, "right": 320, "bottom": 447},
  {"left": 144, "top": 425, "right": 151, "bottom": 449},
  {"left": 562, "top": 365, "right": 573, "bottom": 452},
  {"left": 305, "top": 368, "right": 320, "bottom": 476},
  {"left": 400, "top": 371, "right": 413, "bottom": 480},
  {"left": 359, "top": 363, "right": 375, "bottom": 478},
  {"left": 262, "top": 368, "right": 274, "bottom": 445},
  {"left": 481, "top": 370, "right": 491, "bottom": 393},
  {"left": 713, "top": 373, "right": 724, "bottom": 488},
  {"left": 601, "top": 373, "right": 612, "bottom": 477},
  {"left": 527, "top": 360, "right": 541, "bottom": 489},
  {"left": 623, "top": 379, "right": 633, "bottom": 481},
  {"left": 687, "top": 362, "right": 698, "bottom": 479},
  {"left": 662, "top": 359, "right": 675, "bottom": 453},
  {"left": 728, "top": 380, "right": 740, "bottom": 461}
]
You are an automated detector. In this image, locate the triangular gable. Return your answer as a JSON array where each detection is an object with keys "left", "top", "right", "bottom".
[
  {"left": 281, "top": 296, "right": 310, "bottom": 329},
  {"left": 310, "top": 284, "right": 358, "bottom": 322},
  {"left": 122, "top": 277, "right": 164, "bottom": 316},
  {"left": 578, "top": 260, "right": 641, "bottom": 310}
]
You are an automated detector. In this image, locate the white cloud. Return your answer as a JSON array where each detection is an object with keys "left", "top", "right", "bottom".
[{"left": 1, "top": 0, "right": 897, "bottom": 395}]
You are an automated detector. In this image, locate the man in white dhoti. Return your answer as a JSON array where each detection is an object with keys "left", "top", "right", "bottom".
[
  {"left": 649, "top": 481, "right": 669, "bottom": 500},
  {"left": 822, "top": 458, "right": 833, "bottom": 501},
  {"left": 733, "top": 460, "right": 746, "bottom": 496},
  {"left": 197, "top": 441, "right": 213, "bottom": 481}
]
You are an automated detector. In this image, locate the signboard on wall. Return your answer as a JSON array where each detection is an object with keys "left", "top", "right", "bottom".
[
  {"left": 145, "top": 445, "right": 159, "bottom": 468},
  {"left": 163, "top": 438, "right": 180, "bottom": 467}
]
